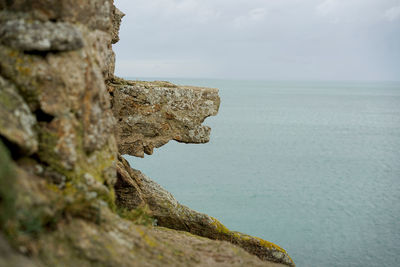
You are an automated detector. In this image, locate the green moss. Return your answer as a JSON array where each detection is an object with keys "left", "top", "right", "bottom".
[
  {"left": 254, "top": 236, "right": 286, "bottom": 252},
  {"left": 17, "top": 208, "right": 59, "bottom": 237},
  {"left": 0, "top": 140, "right": 17, "bottom": 233},
  {"left": 37, "top": 126, "right": 76, "bottom": 180},
  {"left": 0, "top": 46, "right": 40, "bottom": 108},
  {"left": 80, "top": 147, "right": 115, "bottom": 184},
  {"left": 117, "top": 205, "right": 156, "bottom": 226},
  {"left": 257, "top": 237, "right": 294, "bottom": 265},
  {"left": 0, "top": 87, "right": 20, "bottom": 110},
  {"left": 64, "top": 196, "right": 101, "bottom": 224},
  {"left": 1, "top": 141, "right": 58, "bottom": 238},
  {"left": 36, "top": 119, "right": 118, "bottom": 223},
  {"left": 210, "top": 217, "right": 230, "bottom": 235},
  {"left": 136, "top": 227, "right": 158, "bottom": 247},
  {"left": 100, "top": 188, "right": 116, "bottom": 212},
  {"left": 210, "top": 215, "right": 294, "bottom": 265}
]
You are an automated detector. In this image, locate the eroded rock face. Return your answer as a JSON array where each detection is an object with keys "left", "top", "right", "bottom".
[
  {"left": 37, "top": 212, "right": 288, "bottom": 267},
  {"left": 0, "top": 0, "right": 120, "bottom": 242},
  {"left": 111, "top": 7, "right": 124, "bottom": 44},
  {"left": 0, "top": 76, "right": 38, "bottom": 155},
  {"left": 0, "top": 0, "right": 115, "bottom": 32},
  {"left": 115, "top": 155, "right": 295, "bottom": 267},
  {"left": 0, "top": 0, "right": 295, "bottom": 266},
  {"left": 0, "top": 141, "right": 288, "bottom": 267},
  {"left": 0, "top": 19, "right": 84, "bottom": 51},
  {"left": 0, "top": 5, "right": 119, "bottom": 164},
  {"left": 109, "top": 78, "right": 220, "bottom": 157}
]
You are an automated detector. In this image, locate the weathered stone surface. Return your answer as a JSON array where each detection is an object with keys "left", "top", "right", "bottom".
[
  {"left": 0, "top": 140, "right": 16, "bottom": 229},
  {"left": 0, "top": 0, "right": 296, "bottom": 266},
  {"left": 0, "top": 143, "right": 286, "bottom": 267},
  {"left": 0, "top": 0, "right": 114, "bottom": 32},
  {"left": 111, "top": 7, "right": 124, "bottom": 44},
  {"left": 0, "top": 45, "right": 117, "bottom": 188},
  {"left": 0, "top": 3, "right": 118, "bottom": 220},
  {"left": 0, "top": 76, "right": 38, "bottom": 155},
  {"left": 37, "top": 212, "right": 288, "bottom": 267},
  {"left": 0, "top": 38, "right": 116, "bottom": 148},
  {"left": 0, "top": 234, "right": 41, "bottom": 267},
  {"left": 115, "top": 155, "right": 295, "bottom": 267},
  {"left": 0, "top": 19, "right": 83, "bottom": 51},
  {"left": 109, "top": 78, "right": 220, "bottom": 157}
]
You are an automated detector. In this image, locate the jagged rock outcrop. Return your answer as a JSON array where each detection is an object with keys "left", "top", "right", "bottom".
[
  {"left": 110, "top": 79, "right": 295, "bottom": 266},
  {"left": 109, "top": 77, "right": 220, "bottom": 157},
  {"left": 0, "top": 141, "right": 287, "bottom": 267},
  {"left": 115, "top": 155, "right": 294, "bottom": 266},
  {"left": 0, "top": 0, "right": 295, "bottom": 266},
  {"left": 0, "top": 76, "right": 38, "bottom": 155}
]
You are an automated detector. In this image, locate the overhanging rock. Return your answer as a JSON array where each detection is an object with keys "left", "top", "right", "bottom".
[{"left": 109, "top": 77, "right": 220, "bottom": 157}]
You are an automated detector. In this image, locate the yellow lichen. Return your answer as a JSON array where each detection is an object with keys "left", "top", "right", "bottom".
[
  {"left": 210, "top": 217, "right": 230, "bottom": 235},
  {"left": 254, "top": 237, "right": 286, "bottom": 252},
  {"left": 136, "top": 227, "right": 158, "bottom": 247},
  {"left": 254, "top": 237, "right": 294, "bottom": 264}
]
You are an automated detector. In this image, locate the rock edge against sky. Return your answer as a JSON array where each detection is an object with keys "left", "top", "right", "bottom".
[{"left": 0, "top": 1, "right": 294, "bottom": 266}]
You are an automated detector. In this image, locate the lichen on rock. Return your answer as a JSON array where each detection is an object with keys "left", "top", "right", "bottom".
[
  {"left": 0, "top": 18, "right": 84, "bottom": 52},
  {"left": 0, "top": 0, "right": 295, "bottom": 266},
  {"left": 109, "top": 77, "right": 220, "bottom": 157},
  {"left": 0, "top": 76, "right": 38, "bottom": 155},
  {"left": 115, "top": 155, "right": 295, "bottom": 266}
]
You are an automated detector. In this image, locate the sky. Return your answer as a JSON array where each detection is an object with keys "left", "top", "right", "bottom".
[{"left": 113, "top": 0, "right": 400, "bottom": 81}]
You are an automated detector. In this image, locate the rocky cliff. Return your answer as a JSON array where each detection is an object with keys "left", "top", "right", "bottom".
[{"left": 0, "top": 1, "right": 294, "bottom": 266}]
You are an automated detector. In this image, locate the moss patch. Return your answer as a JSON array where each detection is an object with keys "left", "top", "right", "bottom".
[
  {"left": 211, "top": 217, "right": 230, "bottom": 235},
  {"left": 0, "top": 141, "right": 17, "bottom": 233},
  {"left": 117, "top": 204, "right": 156, "bottom": 226}
]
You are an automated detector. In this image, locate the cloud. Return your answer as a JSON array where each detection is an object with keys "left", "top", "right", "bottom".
[
  {"left": 314, "top": 0, "right": 390, "bottom": 24},
  {"left": 113, "top": 0, "right": 400, "bottom": 81},
  {"left": 169, "top": 0, "right": 221, "bottom": 24},
  {"left": 384, "top": 5, "right": 400, "bottom": 21},
  {"left": 316, "top": 0, "right": 338, "bottom": 17},
  {"left": 233, "top": 7, "right": 267, "bottom": 28},
  {"left": 248, "top": 8, "right": 267, "bottom": 21}
]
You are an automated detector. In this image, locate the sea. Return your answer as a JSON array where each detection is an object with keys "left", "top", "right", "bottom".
[{"left": 124, "top": 78, "right": 400, "bottom": 267}]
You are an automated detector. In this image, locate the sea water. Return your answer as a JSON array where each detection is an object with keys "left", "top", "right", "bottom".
[{"left": 124, "top": 79, "right": 400, "bottom": 267}]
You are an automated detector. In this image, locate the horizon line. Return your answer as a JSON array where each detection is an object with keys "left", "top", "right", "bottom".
[{"left": 118, "top": 75, "right": 400, "bottom": 84}]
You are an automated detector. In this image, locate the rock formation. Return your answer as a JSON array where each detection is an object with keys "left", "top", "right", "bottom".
[
  {"left": 0, "top": 1, "right": 295, "bottom": 266},
  {"left": 109, "top": 77, "right": 220, "bottom": 157},
  {"left": 115, "top": 155, "right": 294, "bottom": 266}
]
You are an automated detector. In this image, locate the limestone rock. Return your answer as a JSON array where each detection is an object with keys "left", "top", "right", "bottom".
[
  {"left": 0, "top": 142, "right": 286, "bottom": 267},
  {"left": 0, "top": 19, "right": 83, "bottom": 51},
  {"left": 0, "top": 2, "right": 118, "bottom": 198},
  {"left": 111, "top": 7, "right": 124, "bottom": 44},
  {"left": 109, "top": 78, "right": 220, "bottom": 157},
  {"left": 115, "top": 155, "right": 295, "bottom": 267},
  {"left": 37, "top": 211, "right": 288, "bottom": 267},
  {"left": 0, "top": 0, "right": 114, "bottom": 33},
  {"left": 0, "top": 234, "right": 41, "bottom": 267},
  {"left": 0, "top": 76, "right": 38, "bottom": 155},
  {"left": 0, "top": 0, "right": 296, "bottom": 266}
]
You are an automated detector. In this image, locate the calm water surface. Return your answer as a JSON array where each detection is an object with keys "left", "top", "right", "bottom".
[{"left": 125, "top": 79, "right": 400, "bottom": 267}]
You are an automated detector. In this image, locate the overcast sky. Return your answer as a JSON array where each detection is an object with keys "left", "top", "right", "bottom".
[{"left": 113, "top": 0, "right": 400, "bottom": 81}]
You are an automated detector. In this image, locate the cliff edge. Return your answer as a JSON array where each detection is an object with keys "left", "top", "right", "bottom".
[{"left": 0, "top": 1, "right": 294, "bottom": 266}]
